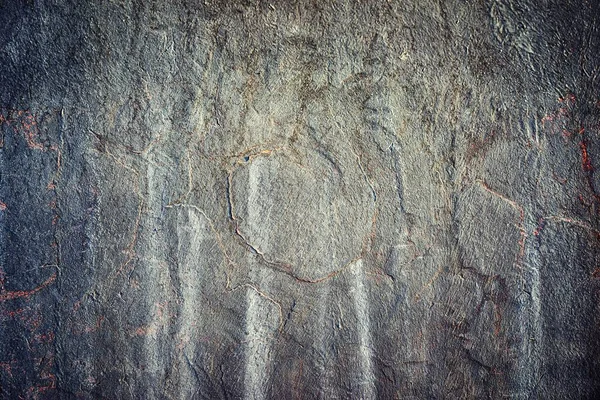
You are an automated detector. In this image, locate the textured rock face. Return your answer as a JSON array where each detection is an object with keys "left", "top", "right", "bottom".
[{"left": 1, "top": 1, "right": 599, "bottom": 398}]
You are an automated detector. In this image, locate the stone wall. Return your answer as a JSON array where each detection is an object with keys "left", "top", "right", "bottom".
[{"left": 1, "top": 1, "right": 599, "bottom": 398}]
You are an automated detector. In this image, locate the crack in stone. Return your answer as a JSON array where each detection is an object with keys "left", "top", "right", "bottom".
[
  {"left": 228, "top": 282, "right": 284, "bottom": 334},
  {"left": 540, "top": 215, "right": 600, "bottom": 236},
  {"left": 413, "top": 264, "right": 445, "bottom": 302},
  {"left": 476, "top": 179, "right": 527, "bottom": 269},
  {"left": 164, "top": 203, "right": 240, "bottom": 280},
  {"left": 226, "top": 157, "right": 378, "bottom": 284}
]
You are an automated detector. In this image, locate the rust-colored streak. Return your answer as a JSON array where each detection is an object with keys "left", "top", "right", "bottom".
[
  {"left": 0, "top": 273, "right": 57, "bottom": 302},
  {"left": 580, "top": 140, "right": 594, "bottom": 172},
  {"left": 493, "top": 304, "right": 503, "bottom": 336},
  {"left": 20, "top": 112, "right": 44, "bottom": 150},
  {"left": 0, "top": 200, "right": 6, "bottom": 211},
  {"left": 0, "top": 361, "right": 15, "bottom": 378},
  {"left": 0, "top": 113, "right": 4, "bottom": 148},
  {"left": 293, "top": 359, "right": 304, "bottom": 400},
  {"left": 0, "top": 109, "right": 61, "bottom": 152}
]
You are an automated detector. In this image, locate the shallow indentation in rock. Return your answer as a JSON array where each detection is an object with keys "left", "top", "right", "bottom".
[{"left": 230, "top": 148, "right": 374, "bottom": 282}]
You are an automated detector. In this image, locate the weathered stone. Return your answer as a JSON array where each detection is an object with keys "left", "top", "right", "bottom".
[{"left": 1, "top": 1, "right": 599, "bottom": 398}]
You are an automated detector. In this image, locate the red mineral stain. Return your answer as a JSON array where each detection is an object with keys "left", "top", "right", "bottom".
[
  {"left": 493, "top": 304, "right": 503, "bottom": 336},
  {"left": 578, "top": 194, "right": 592, "bottom": 208},
  {"left": 293, "top": 359, "right": 304, "bottom": 400},
  {"left": 559, "top": 93, "right": 576, "bottom": 104},
  {"left": 0, "top": 361, "right": 14, "bottom": 378},
  {"left": 82, "top": 316, "right": 105, "bottom": 334},
  {"left": 1, "top": 307, "right": 26, "bottom": 319},
  {"left": 580, "top": 140, "right": 593, "bottom": 172},
  {"left": 0, "top": 114, "right": 4, "bottom": 147},
  {"left": 20, "top": 310, "right": 43, "bottom": 331},
  {"left": 33, "top": 331, "right": 55, "bottom": 344},
  {"left": 533, "top": 218, "right": 545, "bottom": 236},
  {"left": 0, "top": 109, "right": 60, "bottom": 152},
  {"left": 15, "top": 110, "right": 45, "bottom": 151},
  {"left": 0, "top": 273, "right": 57, "bottom": 302},
  {"left": 134, "top": 325, "right": 157, "bottom": 336},
  {"left": 541, "top": 114, "right": 554, "bottom": 125}
]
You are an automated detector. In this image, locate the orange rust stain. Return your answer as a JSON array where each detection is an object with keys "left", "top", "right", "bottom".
[
  {"left": 83, "top": 316, "right": 105, "bottom": 334},
  {"left": 580, "top": 140, "right": 594, "bottom": 172},
  {"left": 578, "top": 194, "right": 592, "bottom": 207},
  {"left": 134, "top": 325, "right": 157, "bottom": 336},
  {"left": 0, "top": 200, "right": 6, "bottom": 211},
  {"left": 0, "top": 109, "right": 60, "bottom": 152},
  {"left": 0, "top": 361, "right": 15, "bottom": 378},
  {"left": 21, "top": 112, "right": 44, "bottom": 150},
  {"left": 493, "top": 304, "right": 502, "bottom": 336},
  {"left": 1, "top": 308, "right": 26, "bottom": 318},
  {"left": 72, "top": 300, "right": 82, "bottom": 312},
  {"left": 21, "top": 310, "right": 44, "bottom": 331},
  {"left": 293, "top": 359, "right": 304, "bottom": 400},
  {"left": 33, "top": 331, "right": 55, "bottom": 344},
  {"left": 0, "top": 272, "right": 57, "bottom": 302},
  {"left": 542, "top": 94, "right": 577, "bottom": 138},
  {"left": 559, "top": 93, "right": 576, "bottom": 104},
  {"left": 6, "top": 110, "right": 45, "bottom": 150},
  {"left": 533, "top": 218, "right": 545, "bottom": 236},
  {"left": 541, "top": 114, "right": 554, "bottom": 125}
]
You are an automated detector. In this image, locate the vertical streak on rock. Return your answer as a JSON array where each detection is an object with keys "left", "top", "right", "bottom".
[
  {"left": 244, "top": 289, "right": 270, "bottom": 400},
  {"left": 350, "top": 260, "right": 376, "bottom": 399},
  {"left": 244, "top": 160, "right": 271, "bottom": 400},
  {"left": 141, "top": 150, "right": 178, "bottom": 398},
  {"left": 522, "top": 152, "right": 545, "bottom": 395},
  {"left": 0, "top": 137, "right": 5, "bottom": 278},
  {"left": 391, "top": 144, "right": 409, "bottom": 226},
  {"left": 521, "top": 210, "right": 543, "bottom": 396},
  {"left": 316, "top": 204, "right": 334, "bottom": 398},
  {"left": 142, "top": 158, "right": 164, "bottom": 399},
  {"left": 175, "top": 206, "right": 203, "bottom": 396},
  {"left": 315, "top": 284, "right": 332, "bottom": 397}
]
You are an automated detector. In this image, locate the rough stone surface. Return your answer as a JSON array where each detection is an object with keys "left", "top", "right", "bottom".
[{"left": 1, "top": 1, "right": 599, "bottom": 399}]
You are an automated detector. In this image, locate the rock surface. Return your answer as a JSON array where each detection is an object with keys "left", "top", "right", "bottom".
[{"left": 1, "top": 1, "right": 599, "bottom": 398}]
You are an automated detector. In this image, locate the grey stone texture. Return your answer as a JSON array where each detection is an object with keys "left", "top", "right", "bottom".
[{"left": 1, "top": 1, "right": 599, "bottom": 398}]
